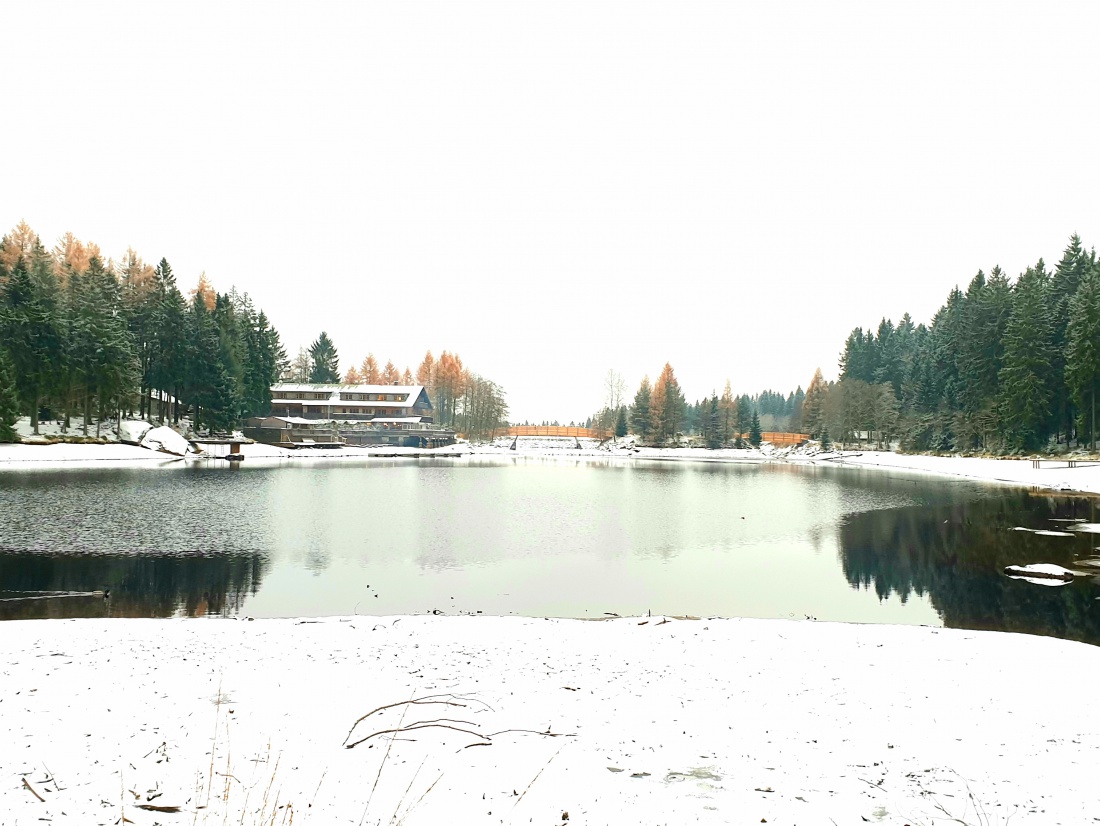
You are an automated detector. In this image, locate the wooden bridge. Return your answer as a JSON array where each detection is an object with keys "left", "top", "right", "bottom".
[
  {"left": 502, "top": 427, "right": 809, "bottom": 446},
  {"left": 504, "top": 425, "right": 610, "bottom": 439}
]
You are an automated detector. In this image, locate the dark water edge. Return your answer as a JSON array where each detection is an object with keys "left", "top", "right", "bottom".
[
  {"left": 840, "top": 491, "right": 1100, "bottom": 645},
  {"left": 0, "top": 459, "right": 1099, "bottom": 645}
]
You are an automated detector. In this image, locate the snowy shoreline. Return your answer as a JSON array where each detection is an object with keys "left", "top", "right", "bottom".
[
  {"left": 5, "top": 439, "right": 1099, "bottom": 823},
  {"left": 2, "top": 614, "right": 1095, "bottom": 825},
  {"left": 5, "top": 437, "right": 1100, "bottom": 494}
]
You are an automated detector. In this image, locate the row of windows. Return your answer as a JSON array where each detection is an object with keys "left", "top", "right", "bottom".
[{"left": 340, "top": 393, "right": 409, "bottom": 402}]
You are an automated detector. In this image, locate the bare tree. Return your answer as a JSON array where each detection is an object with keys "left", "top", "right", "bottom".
[{"left": 600, "top": 368, "right": 626, "bottom": 437}]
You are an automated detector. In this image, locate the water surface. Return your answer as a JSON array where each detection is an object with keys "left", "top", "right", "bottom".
[{"left": 2, "top": 457, "right": 1099, "bottom": 644}]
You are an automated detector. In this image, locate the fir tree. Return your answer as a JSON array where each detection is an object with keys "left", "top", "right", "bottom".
[
  {"left": 615, "top": 406, "right": 628, "bottom": 438},
  {"left": 308, "top": 332, "right": 340, "bottom": 383}
]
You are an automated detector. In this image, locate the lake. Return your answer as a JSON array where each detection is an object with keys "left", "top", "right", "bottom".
[{"left": 2, "top": 456, "right": 1099, "bottom": 644}]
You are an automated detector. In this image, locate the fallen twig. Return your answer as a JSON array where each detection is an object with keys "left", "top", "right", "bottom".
[
  {"left": 342, "top": 693, "right": 492, "bottom": 747},
  {"left": 513, "top": 744, "right": 566, "bottom": 809},
  {"left": 22, "top": 777, "right": 45, "bottom": 802},
  {"left": 346, "top": 722, "right": 489, "bottom": 749}
]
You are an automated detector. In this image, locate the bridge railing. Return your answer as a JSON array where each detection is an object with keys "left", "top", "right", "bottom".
[{"left": 505, "top": 426, "right": 609, "bottom": 439}]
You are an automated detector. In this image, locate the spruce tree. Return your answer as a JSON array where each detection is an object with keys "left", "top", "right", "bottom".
[
  {"left": 308, "top": 332, "right": 340, "bottom": 383},
  {"left": 615, "top": 406, "right": 627, "bottom": 438}
]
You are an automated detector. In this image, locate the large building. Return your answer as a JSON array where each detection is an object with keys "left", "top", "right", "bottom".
[
  {"left": 244, "top": 383, "right": 455, "bottom": 448},
  {"left": 269, "top": 383, "right": 435, "bottom": 421}
]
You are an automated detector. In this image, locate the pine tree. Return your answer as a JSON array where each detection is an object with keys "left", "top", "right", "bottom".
[
  {"left": 0, "top": 347, "right": 19, "bottom": 442},
  {"left": 631, "top": 376, "right": 651, "bottom": 440},
  {"left": 84, "top": 256, "right": 140, "bottom": 434},
  {"left": 749, "top": 409, "right": 762, "bottom": 447},
  {"left": 718, "top": 380, "right": 735, "bottom": 444},
  {"left": 706, "top": 394, "right": 721, "bottom": 448},
  {"left": 615, "top": 406, "right": 628, "bottom": 438},
  {"left": 186, "top": 290, "right": 236, "bottom": 432},
  {"left": 1000, "top": 262, "right": 1056, "bottom": 451},
  {"left": 1050, "top": 234, "right": 1090, "bottom": 442},
  {"left": 651, "top": 363, "right": 684, "bottom": 444},
  {"left": 148, "top": 259, "right": 189, "bottom": 422},
  {"left": 308, "top": 332, "right": 340, "bottom": 383},
  {"left": 0, "top": 254, "right": 63, "bottom": 433},
  {"left": 1066, "top": 264, "right": 1100, "bottom": 450}
]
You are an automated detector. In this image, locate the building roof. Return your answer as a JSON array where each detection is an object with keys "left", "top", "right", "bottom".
[
  {"left": 271, "top": 383, "right": 431, "bottom": 410},
  {"left": 369, "top": 417, "right": 424, "bottom": 424}
]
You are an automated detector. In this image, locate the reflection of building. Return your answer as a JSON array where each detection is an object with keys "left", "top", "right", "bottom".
[{"left": 245, "top": 383, "right": 456, "bottom": 448}]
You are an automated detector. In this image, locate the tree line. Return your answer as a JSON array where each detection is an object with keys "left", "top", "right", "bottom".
[
  {"left": 590, "top": 363, "right": 805, "bottom": 448},
  {"left": 0, "top": 222, "right": 286, "bottom": 441},
  {"left": 808, "top": 233, "right": 1100, "bottom": 453},
  {"left": 293, "top": 332, "right": 510, "bottom": 442}
]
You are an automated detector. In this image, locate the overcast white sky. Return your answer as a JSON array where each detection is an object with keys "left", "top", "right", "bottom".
[{"left": 5, "top": 2, "right": 1100, "bottom": 422}]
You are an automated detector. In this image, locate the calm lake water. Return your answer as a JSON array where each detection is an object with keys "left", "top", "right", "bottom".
[{"left": 2, "top": 456, "right": 1100, "bottom": 644}]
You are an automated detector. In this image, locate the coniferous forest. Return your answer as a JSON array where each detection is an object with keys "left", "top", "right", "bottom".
[
  {"left": 0, "top": 222, "right": 288, "bottom": 440},
  {"left": 802, "top": 234, "right": 1100, "bottom": 454},
  {"left": 0, "top": 221, "right": 510, "bottom": 443}
]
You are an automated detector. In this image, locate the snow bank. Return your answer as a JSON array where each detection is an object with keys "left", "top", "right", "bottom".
[
  {"left": 0, "top": 443, "right": 179, "bottom": 464},
  {"left": 2, "top": 615, "right": 1097, "bottom": 825},
  {"left": 116, "top": 419, "right": 153, "bottom": 445},
  {"left": 139, "top": 426, "right": 195, "bottom": 457}
]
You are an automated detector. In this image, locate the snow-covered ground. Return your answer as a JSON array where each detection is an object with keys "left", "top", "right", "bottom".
[
  {"left": 2, "top": 614, "right": 1095, "bottom": 825},
  {"left": 817, "top": 449, "right": 1100, "bottom": 494}
]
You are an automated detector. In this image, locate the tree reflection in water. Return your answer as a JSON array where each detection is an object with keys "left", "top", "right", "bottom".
[
  {"left": 0, "top": 551, "right": 267, "bottom": 620},
  {"left": 839, "top": 492, "right": 1100, "bottom": 645}
]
